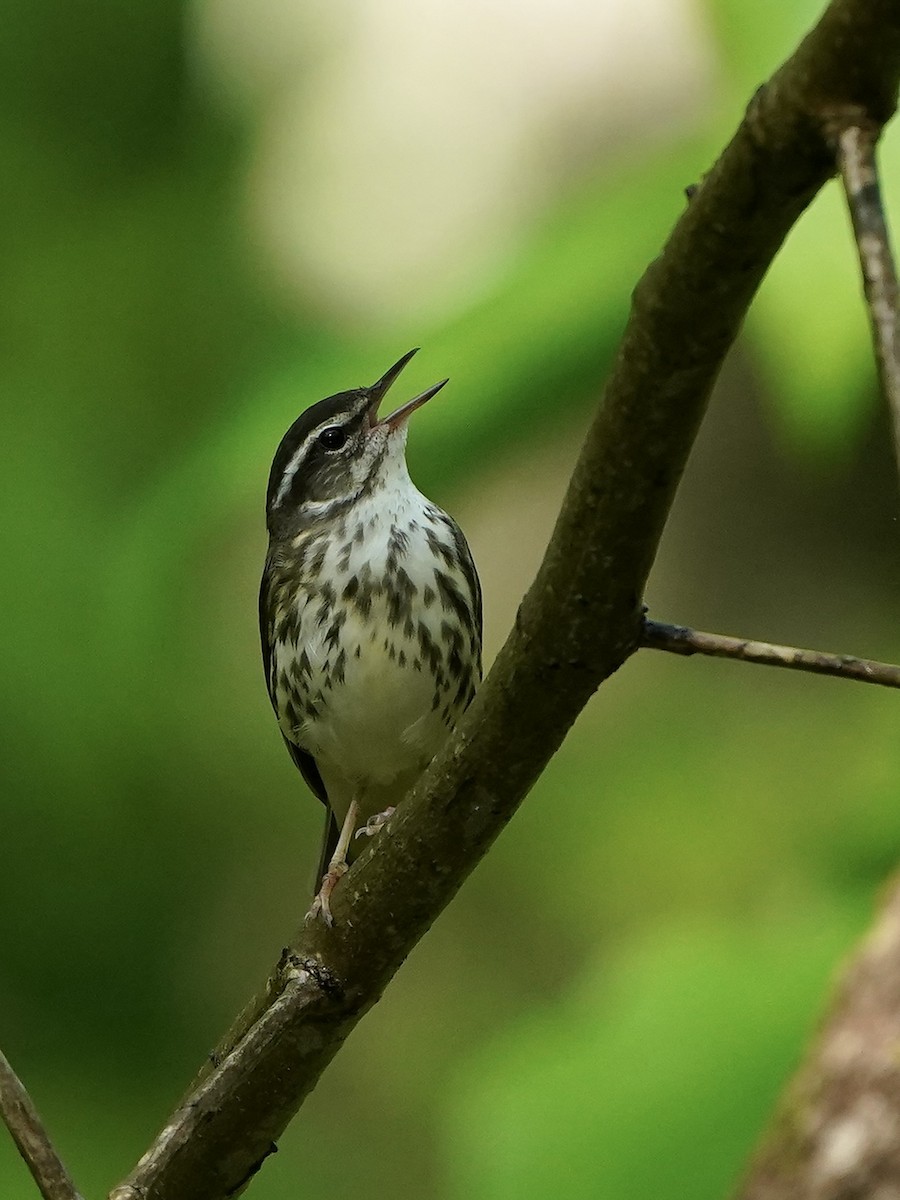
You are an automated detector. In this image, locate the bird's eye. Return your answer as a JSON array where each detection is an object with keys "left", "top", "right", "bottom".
[{"left": 318, "top": 426, "right": 347, "bottom": 451}]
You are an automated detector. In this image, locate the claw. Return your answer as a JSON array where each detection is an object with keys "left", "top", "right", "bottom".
[
  {"left": 355, "top": 807, "right": 396, "bottom": 840},
  {"left": 305, "top": 858, "right": 349, "bottom": 927},
  {"left": 306, "top": 798, "right": 359, "bottom": 926}
]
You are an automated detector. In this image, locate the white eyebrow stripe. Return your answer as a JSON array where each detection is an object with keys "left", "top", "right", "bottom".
[{"left": 272, "top": 418, "right": 345, "bottom": 509}]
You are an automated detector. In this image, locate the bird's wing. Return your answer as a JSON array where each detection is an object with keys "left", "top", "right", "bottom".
[
  {"left": 258, "top": 554, "right": 279, "bottom": 713},
  {"left": 452, "top": 523, "right": 484, "bottom": 667},
  {"left": 281, "top": 734, "right": 328, "bottom": 805},
  {"left": 259, "top": 556, "right": 328, "bottom": 806}
]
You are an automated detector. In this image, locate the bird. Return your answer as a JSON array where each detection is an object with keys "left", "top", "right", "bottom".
[{"left": 259, "top": 349, "right": 482, "bottom": 924}]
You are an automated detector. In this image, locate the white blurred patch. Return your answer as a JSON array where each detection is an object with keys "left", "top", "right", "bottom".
[{"left": 190, "top": 0, "right": 715, "bottom": 323}]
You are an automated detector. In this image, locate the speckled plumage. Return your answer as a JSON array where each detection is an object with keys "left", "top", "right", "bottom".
[{"left": 259, "top": 352, "right": 482, "bottom": 898}]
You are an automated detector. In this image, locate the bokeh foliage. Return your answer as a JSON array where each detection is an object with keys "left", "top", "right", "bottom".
[{"left": 1, "top": 1, "right": 898, "bottom": 1198}]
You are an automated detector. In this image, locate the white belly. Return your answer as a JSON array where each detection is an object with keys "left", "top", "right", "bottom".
[
  {"left": 285, "top": 607, "right": 449, "bottom": 778},
  {"left": 270, "top": 486, "right": 478, "bottom": 824}
]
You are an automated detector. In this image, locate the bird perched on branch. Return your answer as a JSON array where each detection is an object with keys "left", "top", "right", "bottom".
[{"left": 260, "top": 350, "right": 482, "bottom": 923}]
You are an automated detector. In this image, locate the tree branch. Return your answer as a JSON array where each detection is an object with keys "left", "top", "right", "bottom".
[
  {"left": 835, "top": 120, "right": 900, "bottom": 472},
  {"left": 0, "top": 1050, "right": 84, "bottom": 1200},
  {"left": 110, "top": 2, "right": 900, "bottom": 1197},
  {"left": 642, "top": 619, "right": 900, "bottom": 688},
  {"left": 737, "top": 874, "right": 900, "bottom": 1199}
]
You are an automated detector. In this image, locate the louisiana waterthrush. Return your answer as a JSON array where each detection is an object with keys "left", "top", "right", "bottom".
[{"left": 260, "top": 350, "right": 482, "bottom": 923}]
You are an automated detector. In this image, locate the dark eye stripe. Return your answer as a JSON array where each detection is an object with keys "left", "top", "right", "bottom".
[{"left": 271, "top": 417, "right": 360, "bottom": 508}]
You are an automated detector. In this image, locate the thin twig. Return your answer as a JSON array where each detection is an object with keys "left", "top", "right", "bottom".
[
  {"left": 836, "top": 120, "right": 900, "bottom": 474},
  {"left": 642, "top": 619, "right": 900, "bottom": 688},
  {"left": 0, "top": 1050, "right": 84, "bottom": 1200}
]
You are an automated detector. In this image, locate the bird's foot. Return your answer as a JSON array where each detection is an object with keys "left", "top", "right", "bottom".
[
  {"left": 355, "top": 807, "right": 396, "bottom": 840},
  {"left": 306, "top": 798, "right": 359, "bottom": 926},
  {"left": 306, "top": 859, "right": 349, "bottom": 927}
]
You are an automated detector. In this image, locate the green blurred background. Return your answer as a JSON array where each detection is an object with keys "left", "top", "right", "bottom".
[{"left": 2, "top": 0, "right": 898, "bottom": 1197}]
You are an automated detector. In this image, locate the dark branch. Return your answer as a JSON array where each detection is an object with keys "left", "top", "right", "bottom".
[
  {"left": 111, "top": 2, "right": 900, "bottom": 1197},
  {"left": 0, "top": 1050, "right": 84, "bottom": 1200},
  {"left": 642, "top": 619, "right": 900, "bottom": 688},
  {"left": 737, "top": 874, "right": 900, "bottom": 1199},
  {"left": 835, "top": 120, "right": 900, "bottom": 472}
]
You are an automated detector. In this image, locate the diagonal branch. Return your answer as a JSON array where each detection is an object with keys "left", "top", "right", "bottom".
[
  {"left": 642, "top": 619, "right": 900, "bottom": 688},
  {"left": 111, "top": 2, "right": 900, "bottom": 1198},
  {"left": 0, "top": 1050, "right": 84, "bottom": 1200},
  {"left": 835, "top": 120, "right": 900, "bottom": 472}
]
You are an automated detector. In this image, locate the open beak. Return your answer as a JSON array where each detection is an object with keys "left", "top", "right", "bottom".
[{"left": 367, "top": 348, "right": 449, "bottom": 431}]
